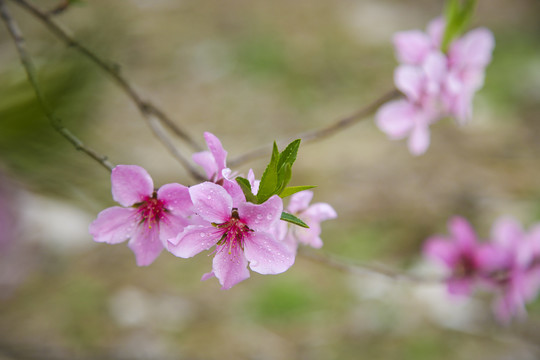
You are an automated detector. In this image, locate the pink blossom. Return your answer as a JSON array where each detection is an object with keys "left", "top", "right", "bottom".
[
  {"left": 376, "top": 17, "right": 494, "bottom": 155},
  {"left": 167, "top": 182, "right": 295, "bottom": 289},
  {"left": 89, "top": 165, "right": 193, "bottom": 266},
  {"left": 192, "top": 132, "right": 228, "bottom": 182},
  {"left": 277, "top": 191, "right": 337, "bottom": 252},
  {"left": 488, "top": 217, "right": 540, "bottom": 323},
  {"left": 423, "top": 216, "right": 498, "bottom": 296}
]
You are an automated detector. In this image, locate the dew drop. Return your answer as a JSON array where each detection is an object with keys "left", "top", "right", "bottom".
[
  {"left": 207, "top": 195, "right": 212, "bottom": 200},
  {"left": 267, "top": 214, "right": 273, "bottom": 220},
  {"left": 256, "top": 214, "right": 263, "bottom": 220},
  {"left": 251, "top": 260, "right": 259, "bottom": 267},
  {"left": 200, "top": 232, "right": 206, "bottom": 238}
]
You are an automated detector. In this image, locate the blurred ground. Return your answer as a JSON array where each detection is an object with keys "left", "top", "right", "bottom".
[{"left": 1, "top": 0, "right": 540, "bottom": 359}]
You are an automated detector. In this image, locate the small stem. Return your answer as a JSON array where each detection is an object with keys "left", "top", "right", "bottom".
[
  {"left": 10, "top": 0, "right": 204, "bottom": 163},
  {"left": 298, "top": 247, "right": 439, "bottom": 283},
  {"left": 0, "top": 0, "right": 114, "bottom": 172},
  {"left": 228, "top": 89, "right": 401, "bottom": 167}
]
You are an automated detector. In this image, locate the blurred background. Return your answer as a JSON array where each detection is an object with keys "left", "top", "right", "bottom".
[{"left": 1, "top": 0, "right": 540, "bottom": 359}]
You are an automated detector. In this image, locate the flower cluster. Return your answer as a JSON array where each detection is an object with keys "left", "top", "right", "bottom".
[
  {"left": 376, "top": 17, "right": 494, "bottom": 155},
  {"left": 89, "top": 132, "right": 336, "bottom": 289},
  {"left": 424, "top": 216, "right": 540, "bottom": 323}
]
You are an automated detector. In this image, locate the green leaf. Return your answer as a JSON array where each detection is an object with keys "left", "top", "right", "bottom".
[
  {"left": 441, "top": 0, "right": 477, "bottom": 52},
  {"left": 275, "top": 163, "right": 291, "bottom": 195},
  {"left": 257, "top": 142, "right": 280, "bottom": 204},
  {"left": 277, "top": 139, "right": 301, "bottom": 172},
  {"left": 280, "top": 212, "right": 309, "bottom": 228},
  {"left": 279, "top": 185, "right": 316, "bottom": 198},
  {"left": 236, "top": 177, "right": 257, "bottom": 203}
]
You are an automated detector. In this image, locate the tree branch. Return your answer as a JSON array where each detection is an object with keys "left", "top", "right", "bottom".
[
  {"left": 10, "top": 0, "right": 203, "bottom": 153},
  {"left": 0, "top": 0, "right": 114, "bottom": 172},
  {"left": 228, "top": 89, "right": 401, "bottom": 167}
]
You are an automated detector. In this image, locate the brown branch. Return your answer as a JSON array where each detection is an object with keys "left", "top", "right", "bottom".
[
  {"left": 10, "top": 0, "right": 203, "bottom": 153},
  {"left": 0, "top": 0, "right": 114, "bottom": 172},
  {"left": 298, "top": 247, "right": 439, "bottom": 283},
  {"left": 228, "top": 89, "right": 401, "bottom": 167}
]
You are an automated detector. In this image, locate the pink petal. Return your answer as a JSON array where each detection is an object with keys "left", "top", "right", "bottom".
[
  {"left": 294, "top": 220, "right": 323, "bottom": 249},
  {"left": 393, "top": 30, "right": 432, "bottom": 65},
  {"left": 111, "top": 165, "right": 154, "bottom": 207},
  {"left": 408, "top": 124, "right": 430, "bottom": 155},
  {"left": 395, "top": 65, "right": 424, "bottom": 101},
  {"left": 375, "top": 99, "right": 416, "bottom": 139},
  {"left": 239, "top": 195, "right": 283, "bottom": 231},
  {"left": 426, "top": 17, "right": 445, "bottom": 47},
  {"left": 222, "top": 176, "right": 246, "bottom": 208},
  {"left": 247, "top": 169, "right": 260, "bottom": 196},
  {"left": 128, "top": 225, "right": 163, "bottom": 266},
  {"left": 244, "top": 232, "right": 295, "bottom": 275},
  {"left": 287, "top": 190, "right": 313, "bottom": 214},
  {"left": 450, "top": 28, "right": 494, "bottom": 69},
  {"left": 423, "top": 51, "right": 447, "bottom": 85},
  {"left": 201, "top": 271, "right": 215, "bottom": 281},
  {"left": 303, "top": 202, "right": 338, "bottom": 223},
  {"left": 157, "top": 183, "right": 193, "bottom": 217},
  {"left": 448, "top": 216, "right": 477, "bottom": 249},
  {"left": 491, "top": 216, "right": 524, "bottom": 249},
  {"left": 423, "top": 236, "right": 458, "bottom": 268},
  {"left": 213, "top": 243, "right": 250, "bottom": 289},
  {"left": 89, "top": 206, "right": 136, "bottom": 244},
  {"left": 158, "top": 212, "right": 190, "bottom": 244},
  {"left": 189, "top": 182, "right": 232, "bottom": 223},
  {"left": 475, "top": 245, "right": 508, "bottom": 272},
  {"left": 204, "top": 132, "right": 228, "bottom": 176},
  {"left": 192, "top": 151, "right": 217, "bottom": 180},
  {"left": 447, "top": 277, "right": 473, "bottom": 296},
  {"left": 167, "top": 225, "right": 220, "bottom": 258}
]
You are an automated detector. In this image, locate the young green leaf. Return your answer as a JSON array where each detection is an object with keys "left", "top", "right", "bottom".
[
  {"left": 277, "top": 139, "right": 301, "bottom": 172},
  {"left": 441, "top": 0, "right": 477, "bottom": 52},
  {"left": 279, "top": 185, "right": 316, "bottom": 198},
  {"left": 235, "top": 177, "right": 257, "bottom": 203},
  {"left": 257, "top": 142, "right": 280, "bottom": 204},
  {"left": 280, "top": 212, "right": 309, "bottom": 228}
]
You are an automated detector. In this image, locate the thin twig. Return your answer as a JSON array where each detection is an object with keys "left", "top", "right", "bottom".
[
  {"left": 147, "top": 117, "right": 206, "bottom": 182},
  {"left": 228, "top": 89, "right": 401, "bottom": 167},
  {"left": 298, "top": 247, "right": 439, "bottom": 283},
  {"left": 0, "top": 0, "right": 114, "bottom": 172},
  {"left": 10, "top": 0, "right": 203, "bottom": 153}
]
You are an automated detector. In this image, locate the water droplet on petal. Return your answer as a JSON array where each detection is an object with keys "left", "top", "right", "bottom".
[
  {"left": 267, "top": 214, "right": 273, "bottom": 220},
  {"left": 256, "top": 214, "right": 263, "bottom": 220},
  {"left": 251, "top": 260, "right": 259, "bottom": 267},
  {"left": 207, "top": 195, "right": 212, "bottom": 200},
  {"left": 200, "top": 232, "right": 206, "bottom": 238}
]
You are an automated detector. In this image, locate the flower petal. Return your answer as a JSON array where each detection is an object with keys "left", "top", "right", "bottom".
[
  {"left": 239, "top": 195, "right": 283, "bottom": 231},
  {"left": 427, "top": 17, "right": 445, "bottom": 47},
  {"left": 375, "top": 99, "right": 416, "bottom": 139},
  {"left": 89, "top": 206, "right": 136, "bottom": 244},
  {"left": 204, "top": 132, "right": 228, "bottom": 176},
  {"left": 304, "top": 202, "right": 338, "bottom": 223},
  {"left": 450, "top": 28, "right": 494, "bottom": 70},
  {"left": 393, "top": 30, "right": 432, "bottom": 65},
  {"left": 423, "top": 236, "right": 458, "bottom": 268},
  {"left": 189, "top": 182, "right": 232, "bottom": 223},
  {"left": 167, "top": 225, "right": 220, "bottom": 258},
  {"left": 448, "top": 216, "right": 477, "bottom": 249},
  {"left": 128, "top": 225, "right": 163, "bottom": 266},
  {"left": 447, "top": 277, "right": 473, "bottom": 296},
  {"left": 158, "top": 212, "right": 190, "bottom": 244},
  {"left": 491, "top": 216, "right": 524, "bottom": 249},
  {"left": 395, "top": 65, "right": 424, "bottom": 101},
  {"left": 157, "top": 183, "right": 193, "bottom": 217},
  {"left": 192, "top": 151, "right": 217, "bottom": 180},
  {"left": 408, "top": 123, "right": 430, "bottom": 155},
  {"left": 287, "top": 190, "right": 313, "bottom": 214},
  {"left": 111, "top": 165, "right": 154, "bottom": 207},
  {"left": 244, "top": 232, "right": 295, "bottom": 275},
  {"left": 213, "top": 243, "right": 250, "bottom": 289}
]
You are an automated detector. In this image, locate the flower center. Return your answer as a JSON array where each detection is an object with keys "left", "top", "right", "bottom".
[
  {"left": 215, "top": 208, "right": 252, "bottom": 252},
  {"left": 136, "top": 192, "right": 166, "bottom": 229}
]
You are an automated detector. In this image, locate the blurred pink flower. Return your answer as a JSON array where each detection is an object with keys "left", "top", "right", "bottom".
[
  {"left": 423, "top": 216, "right": 498, "bottom": 296},
  {"left": 376, "top": 17, "right": 494, "bottom": 155},
  {"left": 488, "top": 217, "right": 540, "bottom": 323},
  {"left": 168, "top": 182, "right": 295, "bottom": 289},
  {"left": 192, "top": 132, "right": 228, "bottom": 182},
  {"left": 89, "top": 165, "right": 193, "bottom": 266},
  {"left": 277, "top": 191, "right": 337, "bottom": 253}
]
